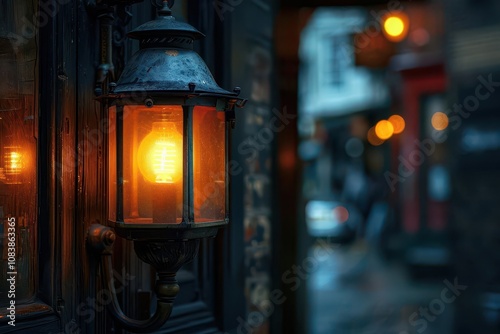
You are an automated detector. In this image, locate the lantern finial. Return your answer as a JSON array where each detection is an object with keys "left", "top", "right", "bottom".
[{"left": 151, "top": 0, "right": 175, "bottom": 15}]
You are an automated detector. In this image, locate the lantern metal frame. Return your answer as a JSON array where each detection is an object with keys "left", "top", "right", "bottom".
[{"left": 87, "top": 1, "right": 245, "bottom": 332}]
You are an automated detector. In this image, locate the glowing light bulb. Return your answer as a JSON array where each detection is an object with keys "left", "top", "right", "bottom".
[
  {"left": 137, "top": 121, "right": 182, "bottom": 224},
  {"left": 137, "top": 122, "right": 182, "bottom": 184},
  {"left": 151, "top": 139, "right": 177, "bottom": 183}
]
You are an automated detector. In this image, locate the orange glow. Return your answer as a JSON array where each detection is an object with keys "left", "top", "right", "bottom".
[
  {"left": 4, "top": 147, "right": 22, "bottom": 176},
  {"left": 137, "top": 122, "right": 182, "bottom": 184},
  {"left": 367, "top": 127, "right": 384, "bottom": 146},
  {"left": 388, "top": 115, "right": 405, "bottom": 134},
  {"left": 279, "top": 148, "right": 296, "bottom": 170},
  {"left": 384, "top": 17, "right": 404, "bottom": 36},
  {"left": 431, "top": 112, "right": 449, "bottom": 131},
  {"left": 382, "top": 12, "right": 409, "bottom": 42},
  {"left": 375, "top": 120, "right": 394, "bottom": 140}
]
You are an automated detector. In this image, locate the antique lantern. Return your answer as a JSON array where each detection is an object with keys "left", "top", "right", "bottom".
[{"left": 88, "top": 1, "right": 245, "bottom": 332}]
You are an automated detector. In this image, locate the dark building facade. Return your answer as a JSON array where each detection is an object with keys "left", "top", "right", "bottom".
[{"left": 0, "top": 1, "right": 280, "bottom": 333}]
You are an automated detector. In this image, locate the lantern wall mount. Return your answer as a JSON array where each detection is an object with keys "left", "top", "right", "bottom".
[{"left": 87, "top": 0, "right": 246, "bottom": 332}]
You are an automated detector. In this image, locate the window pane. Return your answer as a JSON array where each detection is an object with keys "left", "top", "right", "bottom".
[
  {"left": 0, "top": 0, "right": 38, "bottom": 306},
  {"left": 193, "top": 106, "right": 226, "bottom": 223},
  {"left": 108, "top": 106, "right": 117, "bottom": 222},
  {"left": 120, "top": 105, "right": 184, "bottom": 224}
]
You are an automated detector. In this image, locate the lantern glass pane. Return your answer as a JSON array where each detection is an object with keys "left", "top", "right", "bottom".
[
  {"left": 193, "top": 106, "right": 226, "bottom": 223},
  {"left": 108, "top": 106, "right": 117, "bottom": 222},
  {"left": 118, "top": 105, "right": 184, "bottom": 224}
]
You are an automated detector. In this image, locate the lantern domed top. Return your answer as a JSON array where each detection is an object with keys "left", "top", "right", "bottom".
[
  {"left": 127, "top": 4, "right": 204, "bottom": 44},
  {"left": 112, "top": 1, "right": 240, "bottom": 100}
]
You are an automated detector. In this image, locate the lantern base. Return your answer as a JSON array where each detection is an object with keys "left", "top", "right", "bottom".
[
  {"left": 134, "top": 239, "right": 200, "bottom": 273},
  {"left": 113, "top": 219, "right": 228, "bottom": 241}
]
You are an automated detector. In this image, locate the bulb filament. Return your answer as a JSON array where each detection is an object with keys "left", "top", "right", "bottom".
[{"left": 153, "top": 138, "right": 177, "bottom": 183}]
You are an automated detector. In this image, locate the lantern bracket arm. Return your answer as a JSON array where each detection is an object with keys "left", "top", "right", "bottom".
[
  {"left": 101, "top": 252, "right": 175, "bottom": 332},
  {"left": 87, "top": 0, "right": 141, "bottom": 97},
  {"left": 87, "top": 224, "right": 177, "bottom": 333}
]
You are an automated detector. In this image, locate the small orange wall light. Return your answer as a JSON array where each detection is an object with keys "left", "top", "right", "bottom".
[
  {"left": 382, "top": 11, "right": 410, "bottom": 42},
  {"left": 3, "top": 146, "right": 25, "bottom": 184},
  {"left": 4, "top": 147, "right": 23, "bottom": 176}
]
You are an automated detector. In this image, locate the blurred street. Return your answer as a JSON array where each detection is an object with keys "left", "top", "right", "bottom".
[{"left": 308, "top": 241, "right": 454, "bottom": 334}]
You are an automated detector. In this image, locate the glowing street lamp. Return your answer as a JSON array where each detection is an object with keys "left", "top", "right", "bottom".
[
  {"left": 375, "top": 119, "right": 394, "bottom": 140},
  {"left": 382, "top": 11, "right": 410, "bottom": 42},
  {"left": 88, "top": 1, "right": 245, "bottom": 332}
]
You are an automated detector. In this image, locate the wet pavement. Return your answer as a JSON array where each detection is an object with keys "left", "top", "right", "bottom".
[{"left": 307, "top": 240, "right": 455, "bottom": 334}]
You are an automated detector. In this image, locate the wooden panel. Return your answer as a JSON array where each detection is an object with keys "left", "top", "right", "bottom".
[
  {"left": 57, "top": 0, "right": 78, "bottom": 328},
  {"left": 37, "top": 0, "right": 58, "bottom": 311},
  {"left": 75, "top": 1, "right": 105, "bottom": 333}
]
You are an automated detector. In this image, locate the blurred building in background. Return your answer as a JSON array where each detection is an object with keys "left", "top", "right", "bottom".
[{"left": 288, "top": 0, "right": 500, "bottom": 333}]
